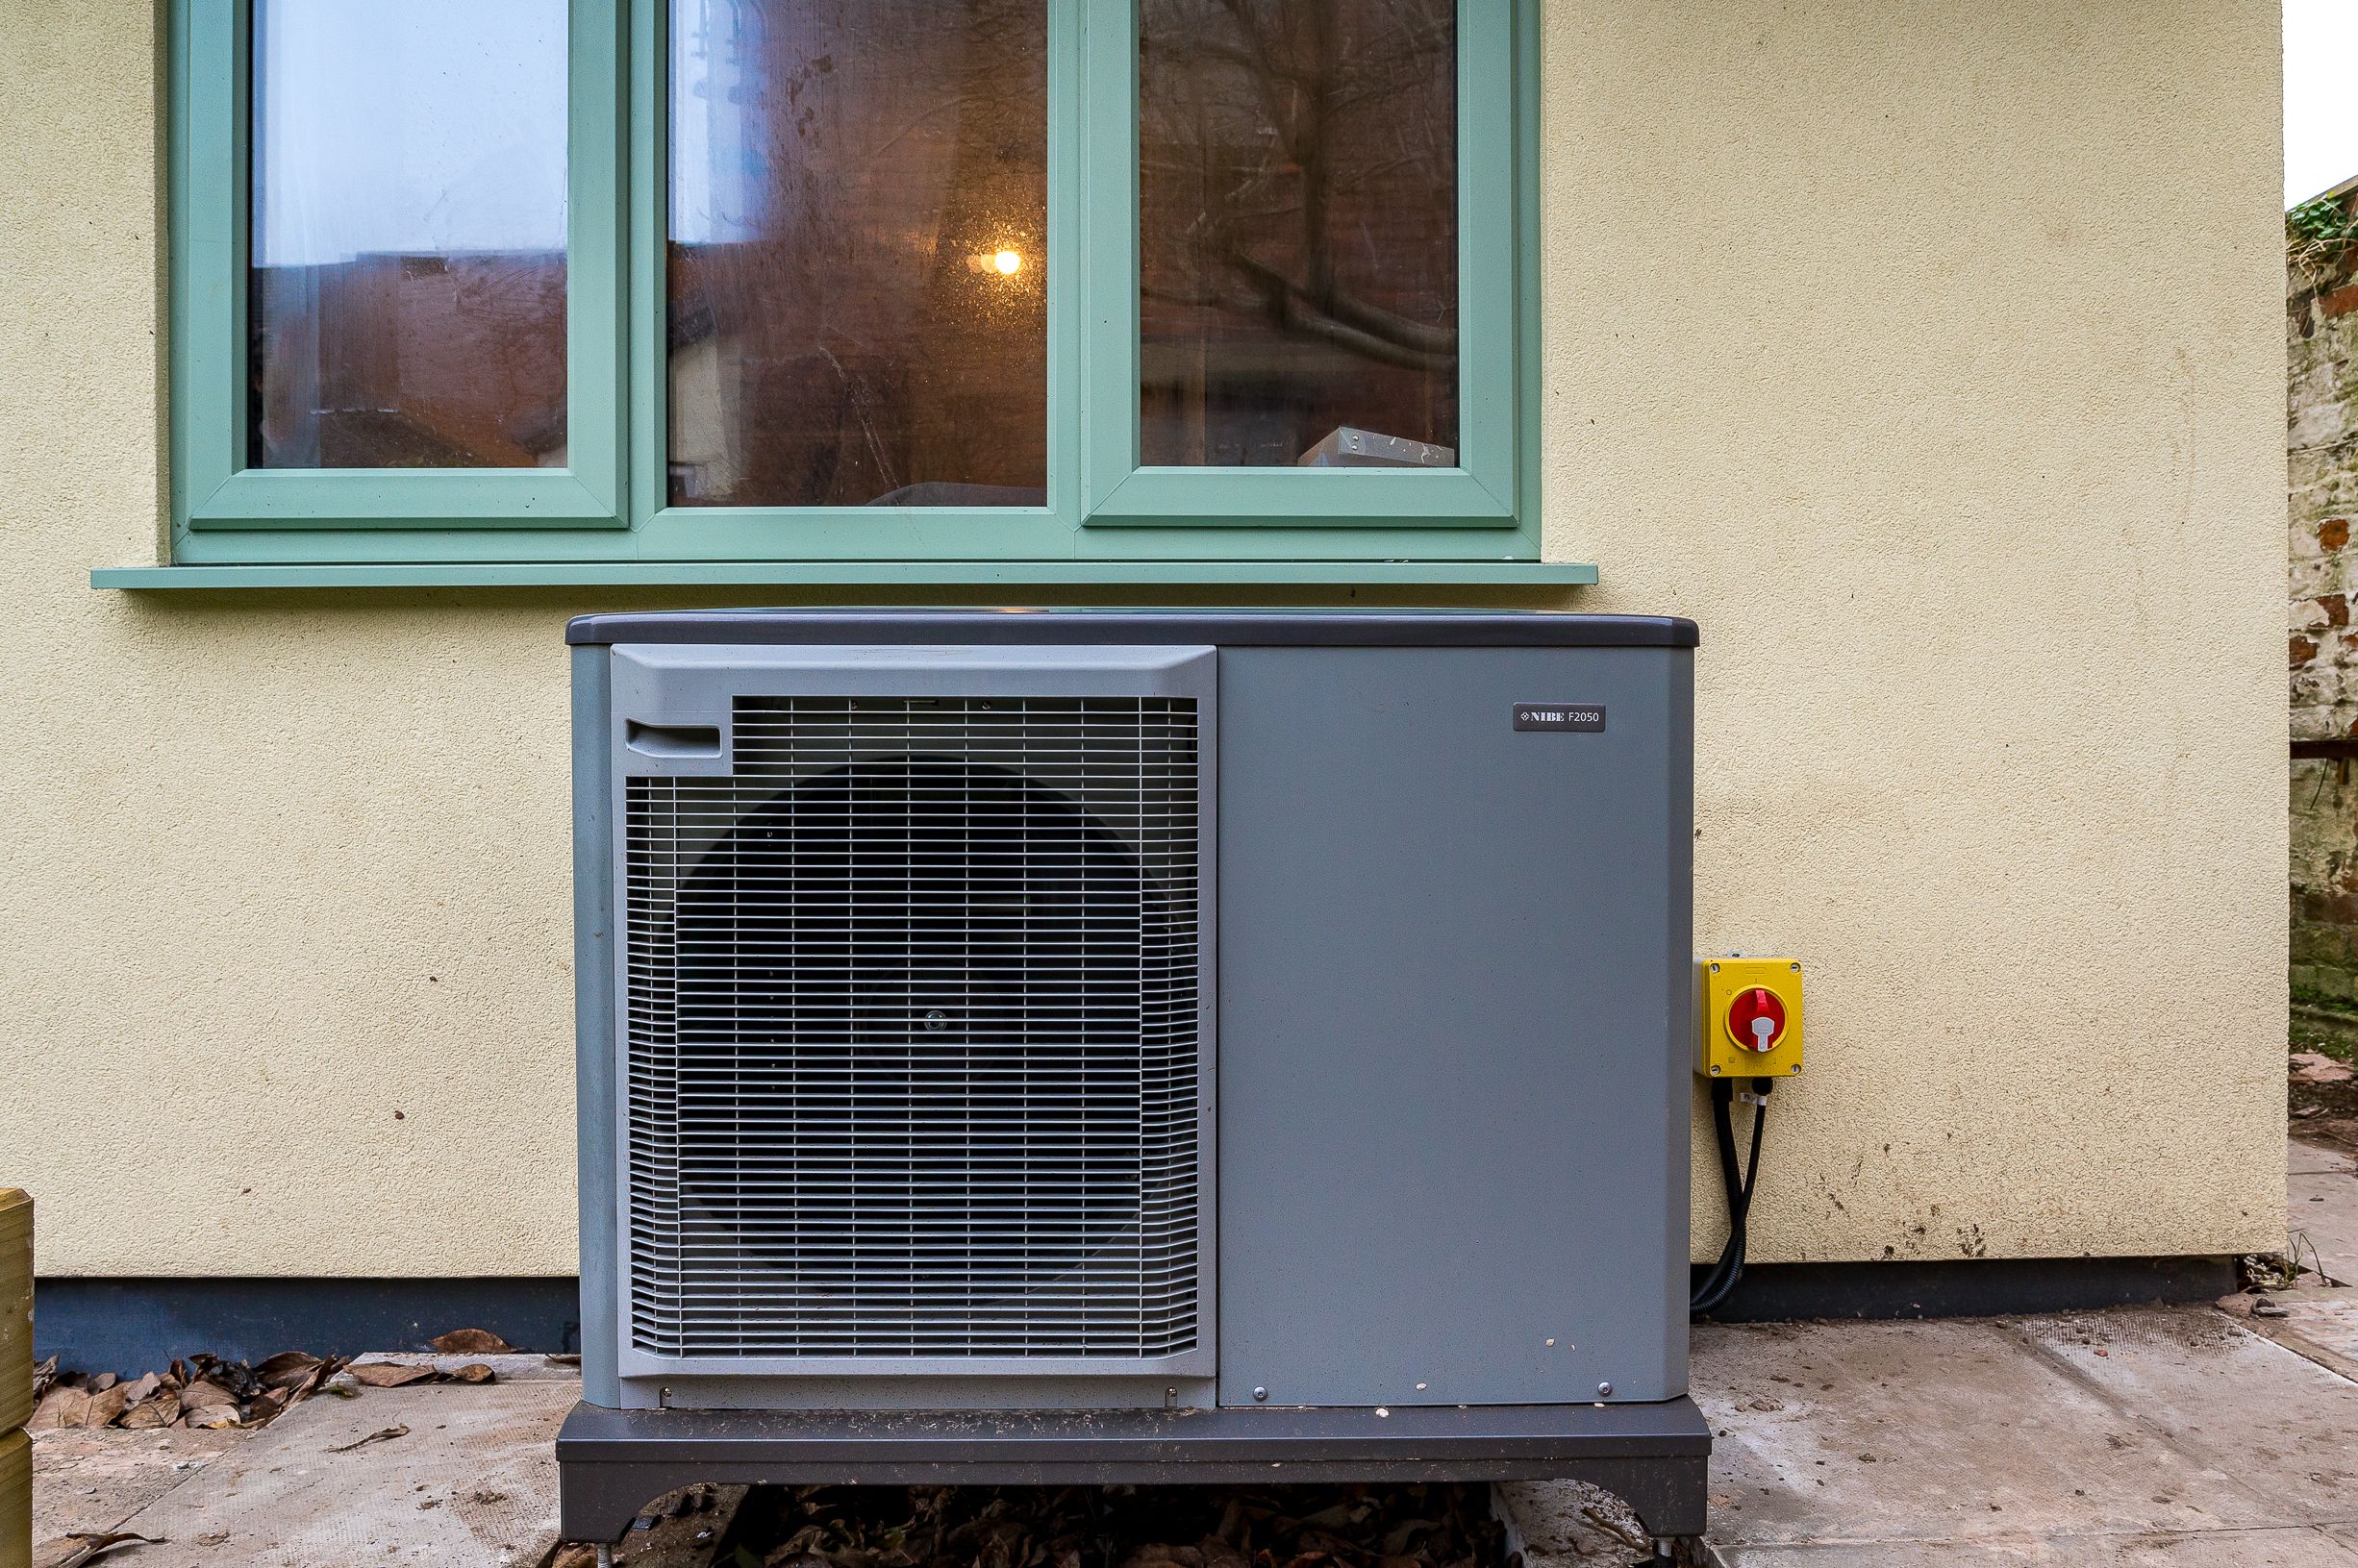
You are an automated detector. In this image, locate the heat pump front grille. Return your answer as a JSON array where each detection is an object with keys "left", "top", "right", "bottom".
[{"left": 622, "top": 695, "right": 1202, "bottom": 1360}]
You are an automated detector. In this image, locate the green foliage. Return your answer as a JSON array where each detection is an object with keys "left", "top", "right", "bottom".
[
  {"left": 2291, "top": 985, "right": 2358, "bottom": 1065},
  {"left": 2290, "top": 193, "right": 2358, "bottom": 271}
]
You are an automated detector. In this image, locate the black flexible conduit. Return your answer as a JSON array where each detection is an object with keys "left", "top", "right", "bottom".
[{"left": 1690, "top": 1076, "right": 1770, "bottom": 1316}]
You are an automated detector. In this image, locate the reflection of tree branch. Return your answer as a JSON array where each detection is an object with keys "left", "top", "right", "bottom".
[
  {"left": 1144, "top": 0, "right": 1459, "bottom": 373},
  {"left": 1228, "top": 252, "right": 1456, "bottom": 367},
  {"left": 1272, "top": 293, "right": 1452, "bottom": 372}
]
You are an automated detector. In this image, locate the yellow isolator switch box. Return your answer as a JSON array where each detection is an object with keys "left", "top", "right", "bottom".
[{"left": 1698, "top": 958, "right": 1804, "bottom": 1080}]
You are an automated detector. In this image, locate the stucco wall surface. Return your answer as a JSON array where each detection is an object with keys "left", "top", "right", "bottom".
[{"left": 0, "top": 0, "right": 2287, "bottom": 1277}]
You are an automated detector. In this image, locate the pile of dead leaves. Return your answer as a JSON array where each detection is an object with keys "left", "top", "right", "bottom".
[
  {"left": 698, "top": 1481, "right": 1513, "bottom": 1568},
  {"left": 20, "top": 1329, "right": 517, "bottom": 1434},
  {"left": 26, "top": 1350, "right": 348, "bottom": 1431}
]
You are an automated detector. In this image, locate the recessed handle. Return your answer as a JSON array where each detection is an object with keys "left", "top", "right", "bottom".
[{"left": 625, "top": 720, "right": 722, "bottom": 759}]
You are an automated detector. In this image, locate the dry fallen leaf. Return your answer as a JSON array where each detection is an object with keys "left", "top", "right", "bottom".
[
  {"left": 251, "top": 1352, "right": 324, "bottom": 1390},
  {"left": 27, "top": 1385, "right": 90, "bottom": 1431},
  {"left": 446, "top": 1362, "right": 498, "bottom": 1384},
  {"left": 1119, "top": 1546, "right": 1202, "bottom": 1568},
  {"left": 117, "top": 1392, "right": 181, "bottom": 1431},
  {"left": 543, "top": 1353, "right": 583, "bottom": 1367},
  {"left": 39, "top": 1531, "right": 163, "bottom": 1568},
  {"left": 178, "top": 1381, "right": 237, "bottom": 1412},
  {"left": 347, "top": 1362, "right": 439, "bottom": 1389},
  {"left": 2291, "top": 1051, "right": 2355, "bottom": 1084},
  {"left": 328, "top": 1424, "right": 410, "bottom": 1454},
  {"left": 429, "top": 1329, "right": 514, "bottom": 1355}
]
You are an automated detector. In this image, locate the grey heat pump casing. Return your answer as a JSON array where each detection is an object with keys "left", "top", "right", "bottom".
[{"left": 561, "top": 610, "right": 1705, "bottom": 1538}]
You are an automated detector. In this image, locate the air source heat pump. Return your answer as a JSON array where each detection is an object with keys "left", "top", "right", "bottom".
[{"left": 558, "top": 610, "right": 1708, "bottom": 1544}]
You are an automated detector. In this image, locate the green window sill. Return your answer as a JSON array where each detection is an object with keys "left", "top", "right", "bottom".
[{"left": 92, "top": 561, "right": 1598, "bottom": 591}]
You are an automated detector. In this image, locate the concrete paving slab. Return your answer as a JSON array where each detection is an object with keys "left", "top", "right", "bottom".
[
  {"left": 1711, "top": 1525, "right": 2358, "bottom": 1565},
  {"left": 2014, "top": 1307, "right": 2358, "bottom": 1528},
  {"left": 1692, "top": 1316, "right": 2285, "bottom": 1549},
  {"left": 2250, "top": 1287, "right": 2358, "bottom": 1381},
  {"left": 109, "top": 1374, "right": 577, "bottom": 1566},
  {"left": 2292, "top": 1136, "right": 2357, "bottom": 1178},
  {"left": 549, "top": 1485, "right": 744, "bottom": 1568},
  {"left": 346, "top": 1353, "right": 583, "bottom": 1383},
  {"left": 27, "top": 1426, "right": 239, "bottom": 1547},
  {"left": 1495, "top": 1478, "right": 1658, "bottom": 1562},
  {"left": 2292, "top": 1162, "right": 2358, "bottom": 1285}
]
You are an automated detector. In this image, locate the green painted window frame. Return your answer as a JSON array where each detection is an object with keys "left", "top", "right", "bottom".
[
  {"left": 162, "top": 0, "right": 1550, "bottom": 576},
  {"left": 171, "top": 0, "right": 628, "bottom": 552}
]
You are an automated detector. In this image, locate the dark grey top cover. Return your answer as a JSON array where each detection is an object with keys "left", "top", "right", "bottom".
[{"left": 566, "top": 609, "right": 1699, "bottom": 648}]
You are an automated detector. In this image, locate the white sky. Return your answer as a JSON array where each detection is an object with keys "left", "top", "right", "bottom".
[
  {"left": 2287, "top": 0, "right": 2358, "bottom": 207},
  {"left": 254, "top": 0, "right": 566, "bottom": 265}
]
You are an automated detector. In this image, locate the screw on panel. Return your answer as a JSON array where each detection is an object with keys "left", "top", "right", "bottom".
[
  {"left": 1597, "top": 1382, "right": 1614, "bottom": 1397},
  {"left": 1710, "top": 1065, "right": 1722, "bottom": 1075},
  {"left": 1252, "top": 1386, "right": 1268, "bottom": 1402},
  {"left": 1790, "top": 962, "right": 1800, "bottom": 971},
  {"left": 1544, "top": 1338, "right": 1555, "bottom": 1347}
]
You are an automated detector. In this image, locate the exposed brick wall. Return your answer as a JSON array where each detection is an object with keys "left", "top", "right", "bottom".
[{"left": 2290, "top": 209, "right": 2358, "bottom": 998}]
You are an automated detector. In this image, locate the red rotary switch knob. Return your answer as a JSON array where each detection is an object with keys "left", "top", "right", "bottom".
[{"left": 1727, "top": 986, "right": 1787, "bottom": 1054}]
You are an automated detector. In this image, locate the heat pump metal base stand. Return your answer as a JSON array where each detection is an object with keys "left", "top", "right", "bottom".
[{"left": 554, "top": 1400, "right": 1712, "bottom": 1542}]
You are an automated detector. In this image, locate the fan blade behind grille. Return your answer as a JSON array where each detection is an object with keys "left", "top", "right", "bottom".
[{"left": 623, "top": 695, "right": 1201, "bottom": 1360}]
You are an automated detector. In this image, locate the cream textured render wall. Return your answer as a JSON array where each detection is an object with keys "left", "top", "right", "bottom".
[
  {"left": 0, "top": 0, "right": 2286, "bottom": 1276},
  {"left": 1551, "top": 1, "right": 2288, "bottom": 1262}
]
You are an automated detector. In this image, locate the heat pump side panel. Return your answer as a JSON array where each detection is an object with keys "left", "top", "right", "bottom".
[
  {"left": 1215, "top": 644, "right": 1693, "bottom": 1409},
  {"left": 575, "top": 644, "right": 623, "bottom": 1408}
]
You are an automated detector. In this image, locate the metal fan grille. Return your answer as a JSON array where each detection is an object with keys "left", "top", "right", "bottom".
[{"left": 622, "top": 694, "right": 1201, "bottom": 1359}]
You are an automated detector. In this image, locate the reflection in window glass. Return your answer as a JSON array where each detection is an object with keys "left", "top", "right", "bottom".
[
  {"left": 249, "top": 0, "right": 568, "bottom": 469},
  {"left": 1140, "top": 0, "right": 1458, "bottom": 469},
  {"left": 668, "top": 0, "right": 1048, "bottom": 509}
]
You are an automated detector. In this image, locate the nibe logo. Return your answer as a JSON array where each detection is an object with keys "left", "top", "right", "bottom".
[{"left": 1513, "top": 705, "right": 1607, "bottom": 733}]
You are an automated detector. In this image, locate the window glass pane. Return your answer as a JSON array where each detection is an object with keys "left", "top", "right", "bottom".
[
  {"left": 1140, "top": 0, "right": 1457, "bottom": 469},
  {"left": 668, "top": 0, "right": 1049, "bottom": 509},
  {"left": 249, "top": 0, "right": 569, "bottom": 470}
]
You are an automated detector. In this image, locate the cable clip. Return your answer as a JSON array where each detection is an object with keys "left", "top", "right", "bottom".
[{"left": 1736, "top": 1089, "right": 1772, "bottom": 1108}]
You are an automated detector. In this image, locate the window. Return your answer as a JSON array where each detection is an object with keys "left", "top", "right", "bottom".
[
  {"left": 159, "top": 0, "right": 1547, "bottom": 581},
  {"left": 251, "top": 0, "right": 571, "bottom": 470}
]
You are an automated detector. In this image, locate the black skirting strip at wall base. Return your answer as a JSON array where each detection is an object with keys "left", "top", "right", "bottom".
[
  {"left": 1693, "top": 1255, "right": 2238, "bottom": 1323},
  {"left": 33, "top": 1278, "right": 581, "bottom": 1376},
  {"left": 38, "top": 1257, "right": 2237, "bottom": 1374}
]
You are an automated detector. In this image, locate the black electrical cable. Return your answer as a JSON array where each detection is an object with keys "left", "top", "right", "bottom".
[{"left": 1690, "top": 1076, "right": 1770, "bottom": 1315}]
